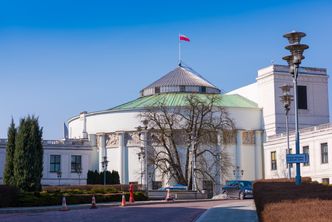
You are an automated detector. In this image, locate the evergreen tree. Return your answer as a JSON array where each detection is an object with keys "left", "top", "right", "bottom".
[
  {"left": 14, "top": 116, "right": 43, "bottom": 191},
  {"left": 3, "top": 118, "right": 17, "bottom": 185},
  {"left": 30, "top": 116, "right": 43, "bottom": 191}
]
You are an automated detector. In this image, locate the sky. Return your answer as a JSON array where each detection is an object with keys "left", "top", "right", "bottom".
[{"left": 0, "top": 0, "right": 332, "bottom": 139}]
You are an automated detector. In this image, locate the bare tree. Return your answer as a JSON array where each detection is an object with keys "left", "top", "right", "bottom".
[{"left": 139, "top": 94, "right": 235, "bottom": 190}]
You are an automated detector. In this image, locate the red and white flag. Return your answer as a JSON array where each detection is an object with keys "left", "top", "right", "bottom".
[{"left": 179, "top": 34, "right": 190, "bottom": 42}]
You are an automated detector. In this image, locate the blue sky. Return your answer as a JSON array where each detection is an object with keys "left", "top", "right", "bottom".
[{"left": 1, "top": 0, "right": 332, "bottom": 139}]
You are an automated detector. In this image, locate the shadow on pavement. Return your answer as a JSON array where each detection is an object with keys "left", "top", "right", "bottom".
[{"left": 195, "top": 205, "right": 258, "bottom": 222}]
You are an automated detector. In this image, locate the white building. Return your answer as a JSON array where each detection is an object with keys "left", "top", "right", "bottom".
[
  {"left": 0, "top": 138, "right": 97, "bottom": 185},
  {"left": 0, "top": 62, "right": 330, "bottom": 189},
  {"left": 67, "top": 65, "right": 264, "bottom": 193},
  {"left": 228, "top": 64, "right": 331, "bottom": 183}
]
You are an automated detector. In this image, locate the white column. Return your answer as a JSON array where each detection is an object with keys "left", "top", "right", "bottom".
[
  {"left": 118, "top": 132, "right": 126, "bottom": 184},
  {"left": 140, "top": 131, "right": 148, "bottom": 190},
  {"left": 98, "top": 134, "right": 106, "bottom": 172},
  {"left": 255, "top": 130, "right": 264, "bottom": 179},
  {"left": 80, "top": 111, "right": 88, "bottom": 139},
  {"left": 235, "top": 130, "right": 243, "bottom": 180}
]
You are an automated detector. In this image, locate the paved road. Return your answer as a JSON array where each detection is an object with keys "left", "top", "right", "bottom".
[
  {"left": 0, "top": 200, "right": 256, "bottom": 222},
  {"left": 197, "top": 199, "right": 258, "bottom": 222}
]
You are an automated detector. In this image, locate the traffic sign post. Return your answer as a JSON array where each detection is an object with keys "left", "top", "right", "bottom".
[{"left": 286, "top": 154, "right": 309, "bottom": 164}]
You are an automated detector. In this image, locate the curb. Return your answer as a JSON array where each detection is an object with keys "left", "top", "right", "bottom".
[{"left": 0, "top": 199, "right": 223, "bottom": 214}]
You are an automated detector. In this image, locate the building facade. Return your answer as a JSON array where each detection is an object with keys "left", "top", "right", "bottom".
[
  {"left": 228, "top": 64, "right": 331, "bottom": 183},
  {"left": 0, "top": 63, "right": 330, "bottom": 188},
  {"left": 264, "top": 123, "right": 332, "bottom": 183},
  {"left": 67, "top": 65, "right": 264, "bottom": 193},
  {"left": 0, "top": 138, "right": 96, "bottom": 185}
]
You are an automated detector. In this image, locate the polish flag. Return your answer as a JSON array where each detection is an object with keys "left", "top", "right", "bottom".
[{"left": 179, "top": 34, "right": 190, "bottom": 42}]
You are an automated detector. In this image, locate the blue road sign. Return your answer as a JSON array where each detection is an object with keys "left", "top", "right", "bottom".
[{"left": 286, "top": 154, "right": 309, "bottom": 164}]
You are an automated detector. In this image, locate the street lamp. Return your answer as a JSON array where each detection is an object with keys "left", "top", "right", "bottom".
[
  {"left": 76, "top": 165, "right": 82, "bottom": 185},
  {"left": 101, "top": 156, "right": 109, "bottom": 185},
  {"left": 57, "top": 170, "right": 62, "bottom": 186},
  {"left": 283, "top": 31, "right": 309, "bottom": 185},
  {"left": 233, "top": 166, "right": 244, "bottom": 180},
  {"left": 280, "top": 84, "right": 293, "bottom": 179}
]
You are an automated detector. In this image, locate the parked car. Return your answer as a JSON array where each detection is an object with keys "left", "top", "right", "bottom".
[
  {"left": 222, "top": 180, "right": 253, "bottom": 200},
  {"left": 158, "top": 184, "right": 188, "bottom": 191}
]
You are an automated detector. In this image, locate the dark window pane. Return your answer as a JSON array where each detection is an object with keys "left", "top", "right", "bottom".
[
  {"left": 297, "top": 85, "right": 307, "bottom": 109},
  {"left": 155, "top": 87, "right": 160, "bottom": 94},
  {"left": 271, "top": 151, "right": 277, "bottom": 170},
  {"left": 71, "top": 155, "right": 82, "bottom": 173},
  {"left": 303, "top": 146, "right": 310, "bottom": 166},
  {"left": 200, "top": 86, "right": 206, "bottom": 93},
  {"left": 50, "top": 155, "right": 61, "bottom": 172},
  {"left": 322, "top": 178, "right": 330, "bottom": 184},
  {"left": 321, "top": 143, "right": 328, "bottom": 164}
]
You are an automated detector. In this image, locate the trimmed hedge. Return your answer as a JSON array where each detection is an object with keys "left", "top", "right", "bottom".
[
  {"left": 16, "top": 192, "right": 147, "bottom": 207},
  {"left": 0, "top": 184, "right": 147, "bottom": 208},
  {"left": 253, "top": 178, "right": 332, "bottom": 222},
  {"left": 87, "top": 170, "right": 120, "bottom": 185},
  {"left": 0, "top": 185, "right": 19, "bottom": 207},
  {"left": 43, "top": 184, "right": 143, "bottom": 193}
]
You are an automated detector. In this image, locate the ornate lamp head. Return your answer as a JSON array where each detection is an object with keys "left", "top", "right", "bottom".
[
  {"left": 283, "top": 31, "right": 309, "bottom": 66},
  {"left": 283, "top": 31, "right": 306, "bottom": 44},
  {"left": 285, "top": 44, "right": 309, "bottom": 65},
  {"left": 280, "top": 85, "right": 293, "bottom": 111}
]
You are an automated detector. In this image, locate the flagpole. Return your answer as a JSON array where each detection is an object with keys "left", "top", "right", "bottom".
[{"left": 178, "top": 33, "right": 181, "bottom": 66}]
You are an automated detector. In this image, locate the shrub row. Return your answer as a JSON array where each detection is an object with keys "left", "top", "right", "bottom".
[
  {"left": 0, "top": 185, "right": 147, "bottom": 208},
  {"left": 87, "top": 170, "right": 120, "bottom": 185},
  {"left": 43, "top": 184, "right": 142, "bottom": 193},
  {"left": 253, "top": 178, "right": 332, "bottom": 222},
  {"left": 0, "top": 185, "right": 19, "bottom": 207},
  {"left": 16, "top": 192, "right": 147, "bottom": 207}
]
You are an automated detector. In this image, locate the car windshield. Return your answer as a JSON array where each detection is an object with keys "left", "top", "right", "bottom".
[{"left": 226, "top": 180, "right": 252, "bottom": 187}]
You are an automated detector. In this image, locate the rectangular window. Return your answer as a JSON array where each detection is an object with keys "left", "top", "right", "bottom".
[
  {"left": 71, "top": 155, "right": 82, "bottom": 173},
  {"left": 200, "top": 86, "right": 206, "bottom": 93},
  {"left": 179, "top": 85, "right": 186, "bottom": 92},
  {"left": 50, "top": 155, "right": 61, "bottom": 172},
  {"left": 271, "top": 151, "right": 277, "bottom": 170},
  {"left": 155, "top": 87, "right": 160, "bottom": 94},
  {"left": 297, "top": 85, "right": 307, "bottom": 109},
  {"left": 321, "top": 143, "right": 328, "bottom": 164},
  {"left": 303, "top": 146, "right": 310, "bottom": 166},
  {"left": 322, "top": 178, "right": 330, "bottom": 185}
]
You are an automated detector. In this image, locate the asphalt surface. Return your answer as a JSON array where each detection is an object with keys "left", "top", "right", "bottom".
[{"left": 0, "top": 200, "right": 257, "bottom": 222}]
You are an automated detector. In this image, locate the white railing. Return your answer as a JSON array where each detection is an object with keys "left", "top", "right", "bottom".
[
  {"left": 0, "top": 138, "right": 90, "bottom": 146},
  {"left": 43, "top": 139, "right": 90, "bottom": 146},
  {"left": 268, "top": 123, "right": 332, "bottom": 140}
]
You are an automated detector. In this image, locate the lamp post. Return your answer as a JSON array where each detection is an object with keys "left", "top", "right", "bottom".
[
  {"left": 280, "top": 85, "right": 293, "bottom": 179},
  {"left": 233, "top": 166, "right": 244, "bottom": 180},
  {"left": 57, "top": 170, "right": 62, "bottom": 186},
  {"left": 283, "top": 31, "right": 309, "bottom": 185},
  {"left": 101, "top": 156, "right": 109, "bottom": 185},
  {"left": 76, "top": 165, "right": 82, "bottom": 185}
]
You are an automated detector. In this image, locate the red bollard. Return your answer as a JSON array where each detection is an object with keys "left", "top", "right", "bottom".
[{"left": 129, "top": 183, "right": 135, "bottom": 203}]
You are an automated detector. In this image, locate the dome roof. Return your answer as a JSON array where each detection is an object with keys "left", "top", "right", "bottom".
[
  {"left": 140, "top": 65, "right": 221, "bottom": 96},
  {"left": 110, "top": 93, "right": 258, "bottom": 111}
]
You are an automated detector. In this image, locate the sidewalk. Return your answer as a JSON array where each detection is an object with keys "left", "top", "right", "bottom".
[
  {"left": 0, "top": 198, "right": 218, "bottom": 214},
  {"left": 195, "top": 200, "right": 258, "bottom": 222}
]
